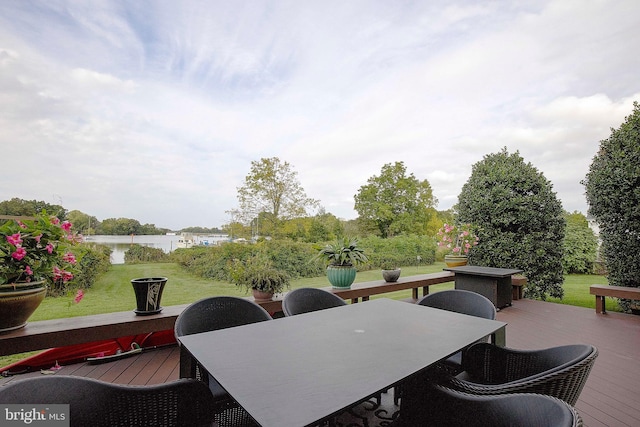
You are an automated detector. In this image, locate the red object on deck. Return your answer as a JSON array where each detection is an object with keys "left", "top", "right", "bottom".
[{"left": 0, "top": 329, "right": 176, "bottom": 375}]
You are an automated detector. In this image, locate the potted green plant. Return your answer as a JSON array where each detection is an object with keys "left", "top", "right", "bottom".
[
  {"left": 436, "top": 223, "right": 479, "bottom": 267},
  {"left": 314, "top": 237, "right": 368, "bottom": 289},
  {"left": 230, "top": 255, "right": 290, "bottom": 302},
  {"left": 380, "top": 257, "right": 401, "bottom": 282},
  {"left": 0, "top": 212, "right": 81, "bottom": 332}
]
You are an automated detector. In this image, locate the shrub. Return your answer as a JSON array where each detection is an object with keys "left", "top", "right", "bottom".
[
  {"left": 457, "top": 148, "right": 565, "bottom": 300},
  {"left": 69, "top": 243, "right": 111, "bottom": 290},
  {"left": 124, "top": 244, "right": 169, "bottom": 263},
  {"left": 360, "top": 235, "right": 436, "bottom": 268},
  {"left": 583, "top": 102, "right": 640, "bottom": 311}
]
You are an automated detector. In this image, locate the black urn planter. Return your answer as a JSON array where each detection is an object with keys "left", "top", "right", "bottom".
[
  {"left": 131, "top": 277, "right": 167, "bottom": 316},
  {"left": 382, "top": 269, "right": 401, "bottom": 283}
]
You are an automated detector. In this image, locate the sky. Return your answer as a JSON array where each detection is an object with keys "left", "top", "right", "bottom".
[{"left": 1, "top": 1, "right": 639, "bottom": 231}]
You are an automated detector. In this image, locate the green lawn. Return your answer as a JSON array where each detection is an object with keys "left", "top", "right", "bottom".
[{"left": 33, "top": 262, "right": 615, "bottom": 322}]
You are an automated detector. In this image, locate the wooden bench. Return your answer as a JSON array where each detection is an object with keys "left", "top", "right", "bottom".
[
  {"left": 590, "top": 284, "right": 640, "bottom": 313},
  {"left": 512, "top": 275, "right": 527, "bottom": 300}
]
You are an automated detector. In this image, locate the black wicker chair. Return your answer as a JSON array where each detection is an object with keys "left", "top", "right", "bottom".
[
  {"left": 417, "top": 289, "right": 496, "bottom": 374},
  {"left": 174, "top": 296, "right": 272, "bottom": 426},
  {"left": 282, "top": 287, "right": 346, "bottom": 316},
  {"left": 397, "top": 383, "right": 582, "bottom": 426},
  {"left": 440, "top": 342, "right": 598, "bottom": 406},
  {"left": 0, "top": 376, "right": 215, "bottom": 427}
]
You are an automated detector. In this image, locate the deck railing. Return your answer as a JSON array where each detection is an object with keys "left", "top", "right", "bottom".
[{"left": 0, "top": 272, "right": 459, "bottom": 357}]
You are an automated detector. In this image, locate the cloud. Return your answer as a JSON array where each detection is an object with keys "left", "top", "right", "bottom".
[{"left": 1, "top": 1, "right": 639, "bottom": 229}]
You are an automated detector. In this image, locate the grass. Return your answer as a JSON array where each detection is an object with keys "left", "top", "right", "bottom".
[
  {"left": 1, "top": 262, "right": 617, "bottom": 367},
  {"left": 32, "top": 261, "right": 616, "bottom": 321}
]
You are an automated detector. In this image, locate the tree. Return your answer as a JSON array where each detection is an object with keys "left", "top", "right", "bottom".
[
  {"left": 562, "top": 211, "right": 598, "bottom": 274},
  {"left": 236, "top": 158, "right": 319, "bottom": 236},
  {"left": 457, "top": 148, "right": 565, "bottom": 300},
  {"left": 0, "top": 198, "right": 66, "bottom": 220},
  {"left": 98, "top": 218, "right": 142, "bottom": 235},
  {"left": 66, "top": 210, "right": 99, "bottom": 235},
  {"left": 583, "top": 102, "right": 640, "bottom": 306},
  {"left": 354, "top": 162, "right": 437, "bottom": 238}
]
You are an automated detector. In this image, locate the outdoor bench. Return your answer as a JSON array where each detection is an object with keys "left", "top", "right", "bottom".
[
  {"left": 512, "top": 275, "right": 527, "bottom": 300},
  {"left": 590, "top": 284, "right": 640, "bottom": 313}
]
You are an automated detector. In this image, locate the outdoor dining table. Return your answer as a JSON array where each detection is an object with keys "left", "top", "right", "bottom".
[{"left": 177, "top": 298, "right": 507, "bottom": 427}]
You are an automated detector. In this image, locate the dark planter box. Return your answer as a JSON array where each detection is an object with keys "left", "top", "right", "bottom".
[{"left": 131, "top": 277, "right": 167, "bottom": 315}]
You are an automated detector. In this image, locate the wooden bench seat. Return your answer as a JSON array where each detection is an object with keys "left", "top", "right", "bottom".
[
  {"left": 512, "top": 275, "right": 527, "bottom": 300},
  {"left": 590, "top": 284, "right": 640, "bottom": 313}
]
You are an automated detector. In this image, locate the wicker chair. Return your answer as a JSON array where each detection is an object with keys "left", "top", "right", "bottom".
[
  {"left": 397, "top": 383, "right": 582, "bottom": 426},
  {"left": 0, "top": 376, "right": 215, "bottom": 427},
  {"left": 174, "top": 296, "right": 272, "bottom": 426},
  {"left": 282, "top": 287, "right": 346, "bottom": 316},
  {"left": 441, "top": 342, "right": 598, "bottom": 406},
  {"left": 417, "top": 289, "right": 496, "bottom": 373}
]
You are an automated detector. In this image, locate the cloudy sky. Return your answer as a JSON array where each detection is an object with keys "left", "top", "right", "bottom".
[{"left": 1, "top": 1, "right": 639, "bottom": 230}]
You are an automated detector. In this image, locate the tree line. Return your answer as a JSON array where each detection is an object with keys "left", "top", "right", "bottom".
[{"left": 0, "top": 199, "right": 224, "bottom": 236}]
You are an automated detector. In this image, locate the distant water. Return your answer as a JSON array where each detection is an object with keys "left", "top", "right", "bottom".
[{"left": 83, "top": 234, "right": 228, "bottom": 264}]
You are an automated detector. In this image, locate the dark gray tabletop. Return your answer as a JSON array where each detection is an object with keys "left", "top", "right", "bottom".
[
  {"left": 444, "top": 265, "right": 523, "bottom": 277},
  {"left": 178, "top": 298, "right": 506, "bottom": 427}
]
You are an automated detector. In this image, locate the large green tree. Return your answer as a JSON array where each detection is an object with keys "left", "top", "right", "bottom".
[
  {"left": 583, "top": 102, "right": 640, "bottom": 305},
  {"left": 236, "top": 157, "right": 319, "bottom": 237},
  {"left": 0, "top": 198, "right": 66, "bottom": 220},
  {"left": 457, "top": 148, "right": 565, "bottom": 300},
  {"left": 354, "top": 162, "right": 437, "bottom": 238},
  {"left": 562, "top": 211, "right": 598, "bottom": 274},
  {"left": 66, "top": 210, "right": 99, "bottom": 235}
]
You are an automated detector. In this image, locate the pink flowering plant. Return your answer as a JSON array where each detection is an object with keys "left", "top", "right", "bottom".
[
  {"left": 436, "top": 223, "right": 479, "bottom": 256},
  {"left": 1, "top": 212, "right": 82, "bottom": 294}
]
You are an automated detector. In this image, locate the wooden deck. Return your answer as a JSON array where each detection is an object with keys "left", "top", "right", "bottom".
[{"left": 2, "top": 298, "right": 639, "bottom": 427}]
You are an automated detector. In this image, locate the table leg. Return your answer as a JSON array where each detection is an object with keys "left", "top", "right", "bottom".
[{"left": 491, "top": 326, "right": 506, "bottom": 347}]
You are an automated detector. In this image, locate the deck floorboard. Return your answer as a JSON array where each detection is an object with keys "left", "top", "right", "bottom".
[{"left": 1, "top": 298, "right": 639, "bottom": 426}]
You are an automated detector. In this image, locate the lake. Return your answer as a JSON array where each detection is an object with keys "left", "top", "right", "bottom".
[{"left": 84, "top": 234, "right": 229, "bottom": 264}]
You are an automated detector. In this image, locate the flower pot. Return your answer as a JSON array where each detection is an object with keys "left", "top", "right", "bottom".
[
  {"left": 0, "top": 281, "right": 47, "bottom": 333},
  {"left": 326, "top": 265, "right": 357, "bottom": 289},
  {"left": 252, "top": 289, "right": 274, "bottom": 302},
  {"left": 444, "top": 255, "right": 468, "bottom": 268},
  {"left": 382, "top": 269, "right": 401, "bottom": 283},
  {"left": 131, "top": 277, "right": 167, "bottom": 316}
]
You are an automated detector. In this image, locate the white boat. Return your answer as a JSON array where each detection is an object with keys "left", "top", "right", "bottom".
[{"left": 176, "top": 234, "right": 195, "bottom": 249}]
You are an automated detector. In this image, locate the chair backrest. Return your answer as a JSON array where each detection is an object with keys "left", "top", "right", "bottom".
[
  {"left": 417, "top": 289, "right": 496, "bottom": 320},
  {"left": 403, "top": 384, "right": 581, "bottom": 427},
  {"left": 174, "top": 296, "right": 272, "bottom": 338},
  {"left": 282, "top": 287, "right": 347, "bottom": 316},
  {"left": 464, "top": 342, "right": 596, "bottom": 383},
  {"left": 0, "top": 376, "right": 216, "bottom": 427},
  {"left": 460, "top": 342, "right": 598, "bottom": 406}
]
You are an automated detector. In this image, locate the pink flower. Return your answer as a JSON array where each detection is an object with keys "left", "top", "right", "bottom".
[
  {"left": 34, "top": 233, "right": 42, "bottom": 243},
  {"left": 53, "top": 266, "right": 63, "bottom": 280},
  {"left": 62, "top": 252, "right": 77, "bottom": 264},
  {"left": 25, "top": 265, "right": 33, "bottom": 276},
  {"left": 50, "top": 216, "right": 60, "bottom": 225},
  {"left": 6, "top": 233, "right": 22, "bottom": 246},
  {"left": 18, "top": 221, "right": 27, "bottom": 229},
  {"left": 74, "top": 289, "right": 84, "bottom": 304},
  {"left": 62, "top": 270, "right": 74, "bottom": 282},
  {"left": 61, "top": 221, "right": 72, "bottom": 232},
  {"left": 11, "top": 247, "right": 27, "bottom": 261},
  {"left": 46, "top": 243, "right": 54, "bottom": 254}
]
